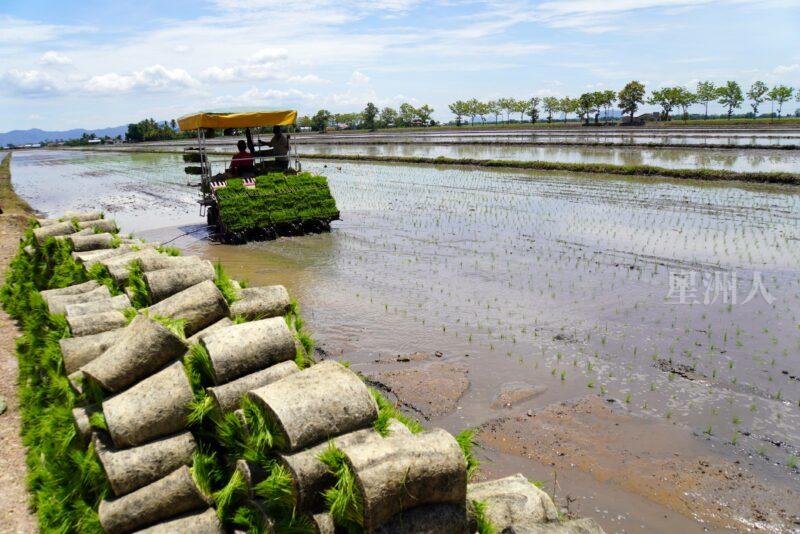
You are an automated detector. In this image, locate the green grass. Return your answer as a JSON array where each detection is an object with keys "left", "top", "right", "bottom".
[
  {"left": 213, "top": 469, "right": 249, "bottom": 522},
  {"left": 300, "top": 154, "right": 800, "bottom": 185}
]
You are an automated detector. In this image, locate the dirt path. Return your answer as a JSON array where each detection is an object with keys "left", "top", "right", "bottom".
[{"left": 0, "top": 153, "right": 38, "bottom": 533}]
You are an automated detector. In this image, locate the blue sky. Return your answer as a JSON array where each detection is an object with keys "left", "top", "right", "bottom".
[{"left": 1, "top": 0, "right": 799, "bottom": 131}]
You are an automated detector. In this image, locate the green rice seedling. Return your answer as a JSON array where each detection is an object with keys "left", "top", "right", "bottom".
[
  {"left": 214, "top": 262, "right": 239, "bottom": 303},
  {"left": 86, "top": 263, "right": 121, "bottom": 295},
  {"left": 214, "top": 469, "right": 249, "bottom": 522},
  {"left": 187, "top": 390, "right": 217, "bottom": 426},
  {"left": 184, "top": 344, "right": 215, "bottom": 391},
  {"left": 787, "top": 455, "right": 798, "bottom": 469},
  {"left": 253, "top": 461, "right": 293, "bottom": 511},
  {"left": 456, "top": 428, "right": 480, "bottom": 481},
  {"left": 320, "top": 443, "right": 363, "bottom": 531},
  {"left": 241, "top": 395, "right": 286, "bottom": 459},
  {"left": 191, "top": 450, "right": 225, "bottom": 496},
  {"left": 468, "top": 499, "right": 495, "bottom": 534},
  {"left": 149, "top": 314, "right": 187, "bottom": 339},
  {"left": 126, "top": 260, "right": 150, "bottom": 308},
  {"left": 370, "top": 388, "right": 423, "bottom": 436},
  {"left": 109, "top": 235, "right": 121, "bottom": 248},
  {"left": 157, "top": 245, "right": 181, "bottom": 256},
  {"left": 88, "top": 411, "right": 108, "bottom": 431},
  {"left": 122, "top": 306, "right": 137, "bottom": 323}
]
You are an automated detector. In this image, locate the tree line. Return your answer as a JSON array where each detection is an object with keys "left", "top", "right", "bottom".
[
  {"left": 299, "top": 103, "right": 436, "bottom": 132},
  {"left": 449, "top": 81, "right": 798, "bottom": 126}
]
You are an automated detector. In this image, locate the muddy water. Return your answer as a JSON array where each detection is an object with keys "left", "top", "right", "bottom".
[
  {"left": 11, "top": 149, "right": 800, "bottom": 531},
  {"left": 297, "top": 143, "right": 800, "bottom": 172}
]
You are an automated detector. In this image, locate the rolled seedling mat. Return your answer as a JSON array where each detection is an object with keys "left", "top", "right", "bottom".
[
  {"left": 81, "top": 314, "right": 188, "bottom": 393},
  {"left": 40, "top": 279, "right": 100, "bottom": 300},
  {"left": 375, "top": 503, "right": 468, "bottom": 534},
  {"left": 23, "top": 245, "right": 34, "bottom": 256},
  {"left": 279, "top": 423, "right": 410, "bottom": 513},
  {"left": 46, "top": 285, "right": 111, "bottom": 315},
  {"left": 207, "top": 360, "right": 298, "bottom": 412},
  {"left": 74, "top": 245, "right": 134, "bottom": 265},
  {"left": 107, "top": 250, "right": 163, "bottom": 283},
  {"left": 247, "top": 360, "right": 379, "bottom": 452},
  {"left": 94, "top": 431, "right": 197, "bottom": 496},
  {"left": 64, "top": 293, "right": 130, "bottom": 317},
  {"left": 68, "top": 310, "right": 128, "bottom": 337},
  {"left": 229, "top": 285, "right": 291, "bottom": 320},
  {"left": 102, "top": 361, "right": 193, "bottom": 448},
  {"left": 71, "top": 404, "right": 101, "bottom": 447},
  {"left": 78, "top": 218, "right": 117, "bottom": 233},
  {"left": 69, "top": 232, "right": 114, "bottom": 251},
  {"left": 132, "top": 508, "right": 224, "bottom": 534},
  {"left": 466, "top": 473, "right": 559, "bottom": 529},
  {"left": 342, "top": 428, "right": 467, "bottom": 531},
  {"left": 73, "top": 227, "right": 97, "bottom": 236},
  {"left": 33, "top": 221, "right": 75, "bottom": 243},
  {"left": 144, "top": 262, "right": 216, "bottom": 303},
  {"left": 146, "top": 280, "right": 229, "bottom": 336},
  {"left": 98, "top": 465, "right": 212, "bottom": 534},
  {"left": 201, "top": 317, "right": 295, "bottom": 385},
  {"left": 138, "top": 254, "right": 211, "bottom": 273},
  {"left": 61, "top": 328, "right": 125, "bottom": 374},
  {"left": 311, "top": 513, "right": 335, "bottom": 534},
  {"left": 65, "top": 209, "right": 103, "bottom": 221},
  {"left": 37, "top": 217, "right": 60, "bottom": 227},
  {"left": 186, "top": 317, "right": 233, "bottom": 345}
]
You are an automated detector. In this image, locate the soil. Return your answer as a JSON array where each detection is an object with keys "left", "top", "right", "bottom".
[
  {"left": 0, "top": 153, "right": 37, "bottom": 532},
  {"left": 365, "top": 356, "right": 470, "bottom": 419},
  {"left": 477, "top": 396, "right": 800, "bottom": 533}
]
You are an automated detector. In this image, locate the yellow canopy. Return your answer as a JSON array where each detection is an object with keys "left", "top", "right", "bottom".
[{"left": 177, "top": 110, "right": 297, "bottom": 131}]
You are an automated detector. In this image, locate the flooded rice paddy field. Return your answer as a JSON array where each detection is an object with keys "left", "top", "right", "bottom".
[
  {"left": 293, "top": 132, "right": 800, "bottom": 147},
  {"left": 11, "top": 149, "right": 800, "bottom": 532},
  {"left": 297, "top": 142, "right": 800, "bottom": 173}
]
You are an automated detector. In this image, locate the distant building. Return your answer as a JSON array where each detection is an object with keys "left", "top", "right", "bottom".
[{"left": 87, "top": 138, "right": 102, "bottom": 144}]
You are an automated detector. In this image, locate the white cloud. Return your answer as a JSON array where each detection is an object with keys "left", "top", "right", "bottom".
[
  {"left": 773, "top": 64, "right": 799, "bottom": 75},
  {"left": 2, "top": 69, "right": 67, "bottom": 95},
  {"left": 39, "top": 51, "right": 73, "bottom": 66},
  {"left": 347, "top": 70, "right": 370, "bottom": 86},
  {"left": 84, "top": 65, "right": 199, "bottom": 94},
  {"left": 201, "top": 49, "right": 326, "bottom": 84}
]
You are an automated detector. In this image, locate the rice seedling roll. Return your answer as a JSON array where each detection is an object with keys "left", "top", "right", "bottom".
[
  {"left": 81, "top": 314, "right": 188, "bottom": 393},
  {"left": 102, "top": 361, "right": 193, "bottom": 448},
  {"left": 146, "top": 280, "right": 229, "bottom": 336},
  {"left": 247, "top": 360, "right": 378, "bottom": 452},
  {"left": 94, "top": 431, "right": 197, "bottom": 496},
  {"left": 98, "top": 465, "right": 211, "bottom": 533},
  {"left": 201, "top": 317, "right": 295, "bottom": 385}
]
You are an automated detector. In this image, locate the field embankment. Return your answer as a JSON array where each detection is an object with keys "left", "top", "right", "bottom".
[
  {"left": 300, "top": 153, "right": 800, "bottom": 185},
  {"left": 0, "top": 152, "right": 38, "bottom": 532}
]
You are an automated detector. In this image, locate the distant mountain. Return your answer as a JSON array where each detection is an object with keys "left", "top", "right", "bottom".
[{"left": 0, "top": 125, "right": 128, "bottom": 146}]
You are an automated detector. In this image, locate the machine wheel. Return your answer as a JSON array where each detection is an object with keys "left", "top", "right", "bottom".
[{"left": 206, "top": 205, "right": 220, "bottom": 228}]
